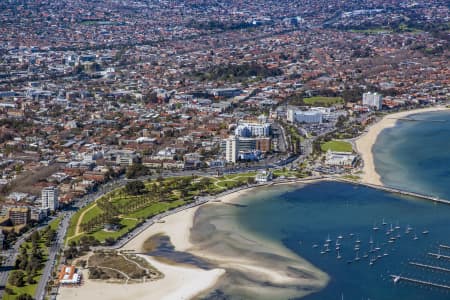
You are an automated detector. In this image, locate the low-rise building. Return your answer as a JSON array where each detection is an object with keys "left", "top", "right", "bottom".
[
  {"left": 8, "top": 207, "right": 30, "bottom": 226},
  {"left": 325, "top": 150, "right": 357, "bottom": 167},
  {"left": 58, "top": 265, "right": 82, "bottom": 285},
  {"left": 255, "top": 170, "right": 273, "bottom": 183}
]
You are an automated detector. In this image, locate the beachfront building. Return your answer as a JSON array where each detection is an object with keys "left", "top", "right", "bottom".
[
  {"left": 255, "top": 170, "right": 273, "bottom": 183},
  {"left": 58, "top": 265, "right": 82, "bottom": 285},
  {"left": 362, "top": 92, "right": 382, "bottom": 110},
  {"left": 223, "top": 136, "right": 270, "bottom": 163},
  {"left": 287, "top": 109, "right": 323, "bottom": 123},
  {"left": 41, "top": 186, "right": 59, "bottom": 211},
  {"left": 325, "top": 150, "right": 357, "bottom": 167}
]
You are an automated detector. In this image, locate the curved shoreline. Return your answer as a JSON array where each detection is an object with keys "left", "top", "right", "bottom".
[
  {"left": 57, "top": 107, "right": 450, "bottom": 300},
  {"left": 355, "top": 106, "right": 450, "bottom": 186}
]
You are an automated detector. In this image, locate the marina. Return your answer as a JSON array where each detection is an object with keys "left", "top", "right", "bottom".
[
  {"left": 409, "top": 262, "right": 450, "bottom": 274},
  {"left": 390, "top": 275, "right": 450, "bottom": 290}
]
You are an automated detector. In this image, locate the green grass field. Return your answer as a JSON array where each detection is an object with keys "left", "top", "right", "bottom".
[
  {"left": 321, "top": 140, "right": 353, "bottom": 152},
  {"left": 303, "top": 96, "right": 343, "bottom": 107},
  {"left": 65, "top": 173, "right": 258, "bottom": 245}
]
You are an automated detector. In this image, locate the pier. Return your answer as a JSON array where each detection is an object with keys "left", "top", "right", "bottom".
[
  {"left": 390, "top": 275, "right": 450, "bottom": 290},
  {"left": 439, "top": 244, "right": 450, "bottom": 250},
  {"left": 428, "top": 252, "right": 450, "bottom": 260},
  {"left": 333, "top": 178, "right": 450, "bottom": 206},
  {"left": 409, "top": 262, "right": 450, "bottom": 273}
]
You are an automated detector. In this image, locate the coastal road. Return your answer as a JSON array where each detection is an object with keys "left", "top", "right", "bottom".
[{"left": 35, "top": 213, "right": 71, "bottom": 300}]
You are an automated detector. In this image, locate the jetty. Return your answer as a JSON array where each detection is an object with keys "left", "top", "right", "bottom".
[
  {"left": 439, "top": 244, "right": 450, "bottom": 250},
  {"left": 390, "top": 275, "right": 450, "bottom": 290},
  {"left": 409, "top": 262, "right": 450, "bottom": 273},
  {"left": 333, "top": 177, "right": 450, "bottom": 206},
  {"left": 428, "top": 252, "right": 450, "bottom": 260}
]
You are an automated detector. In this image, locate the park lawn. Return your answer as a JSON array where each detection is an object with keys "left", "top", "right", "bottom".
[
  {"left": 90, "top": 218, "right": 140, "bottom": 242},
  {"left": 48, "top": 217, "right": 61, "bottom": 231},
  {"left": 4, "top": 271, "right": 41, "bottom": 300},
  {"left": 80, "top": 205, "right": 104, "bottom": 225},
  {"left": 349, "top": 28, "right": 393, "bottom": 34},
  {"left": 303, "top": 96, "right": 343, "bottom": 106},
  {"left": 321, "top": 140, "right": 353, "bottom": 152},
  {"left": 126, "top": 200, "right": 187, "bottom": 220},
  {"left": 273, "top": 169, "right": 298, "bottom": 178},
  {"left": 65, "top": 201, "right": 96, "bottom": 243}
]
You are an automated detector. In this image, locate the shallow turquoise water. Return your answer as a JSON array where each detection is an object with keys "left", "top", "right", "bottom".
[
  {"left": 374, "top": 111, "right": 450, "bottom": 198},
  {"left": 229, "top": 111, "right": 450, "bottom": 299}
]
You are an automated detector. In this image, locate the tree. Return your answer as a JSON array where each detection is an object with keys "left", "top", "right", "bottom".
[
  {"left": 126, "top": 163, "right": 152, "bottom": 179},
  {"left": 17, "top": 293, "right": 34, "bottom": 300},
  {"left": 8, "top": 270, "right": 25, "bottom": 287},
  {"left": 124, "top": 180, "right": 146, "bottom": 195}
]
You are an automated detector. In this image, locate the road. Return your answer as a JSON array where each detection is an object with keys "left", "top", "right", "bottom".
[
  {"left": 0, "top": 150, "right": 300, "bottom": 299},
  {"left": 34, "top": 213, "right": 71, "bottom": 300},
  {"left": 0, "top": 222, "right": 50, "bottom": 299}
]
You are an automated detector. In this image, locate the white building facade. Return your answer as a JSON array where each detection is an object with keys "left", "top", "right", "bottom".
[
  {"left": 288, "top": 109, "right": 323, "bottom": 123},
  {"left": 362, "top": 92, "right": 382, "bottom": 110},
  {"left": 234, "top": 123, "right": 271, "bottom": 137},
  {"left": 41, "top": 187, "right": 59, "bottom": 211},
  {"left": 225, "top": 136, "right": 239, "bottom": 163}
]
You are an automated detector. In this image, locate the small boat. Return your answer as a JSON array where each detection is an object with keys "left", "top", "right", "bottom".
[
  {"left": 355, "top": 235, "right": 361, "bottom": 244},
  {"left": 395, "top": 221, "right": 400, "bottom": 230},
  {"left": 336, "top": 246, "right": 341, "bottom": 251},
  {"left": 349, "top": 233, "right": 355, "bottom": 237},
  {"left": 369, "top": 236, "right": 374, "bottom": 244},
  {"left": 320, "top": 250, "right": 326, "bottom": 254},
  {"left": 363, "top": 252, "right": 369, "bottom": 258},
  {"left": 382, "top": 218, "right": 387, "bottom": 226},
  {"left": 337, "top": 251, "right": 342, "bottom": 260},
  {"left": 354, "top": 252, "right": 361, "bottom": 262},
  {"left": 326, "top": 235, "right": 332, "bottom": 243},
  {"left": 337, "top": 234, "right": 343, "bottom": 239},
  {"left": 413, "top": 233, "right": 419, "bottom": 240},
  {"left": 373, "top": 222, "right": 379, "bottom": 231},
  {"left": 422, "top": 230, "right": 429, "bottom": 235},
  {"left": 336, "top": 239, "right": 341, "bottom": 246},
  {"left": 383, "top": 252, "right": 389, "bottom": 257},
  {"left": 375, "top": 244, "right": 381, "bottom": 251},
  {"left": 313, "top": 244, "right": 319, "bottom": 248}
]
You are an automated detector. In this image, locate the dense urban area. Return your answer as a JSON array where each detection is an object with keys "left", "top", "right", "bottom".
[{"left": 0, "top": 0, "right": 449, "bottom": 299}]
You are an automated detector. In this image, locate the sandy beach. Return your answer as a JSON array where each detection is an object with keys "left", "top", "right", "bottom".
[
  {"left": 58, "top": 187, "right": 328, "bottom": 300},
  {"left": 58, "top": 205, "right": 226, "bottom": 300},
  {"left": 355, "top": 106, "right": 449, "bottom": 186}
]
